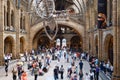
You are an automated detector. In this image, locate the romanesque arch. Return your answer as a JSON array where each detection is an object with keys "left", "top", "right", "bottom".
[
  {"left": 33, "top": 34, "right": 50, "bottom": 50},
  {"left": 30, "top": 21, "right": 84, "bottom": 50},
  {"left": 20, "top": 37, "right": 26, "bottom": 53},
  {"left": 70, "top": 36, "right": 82, "bottom": 52},
  {"left": 104, "top": 34, "right": 113, "bottom": 65},
  {"left": 4, "top": 36, "right": 15, "bottom": 55}
]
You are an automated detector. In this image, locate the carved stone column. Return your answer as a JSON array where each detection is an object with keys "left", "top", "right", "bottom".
[
  {"left": 15, "top": 9, "right": 20, "bottom": 59},
  {"left": 98, "top": 29, "right": 103, "bottom": 61},
  {"left": 112, "top": 0, "right": 120, "bottom": 80},
  {"left": 0, "top": 0, "right": 4, "bottom": 65}
]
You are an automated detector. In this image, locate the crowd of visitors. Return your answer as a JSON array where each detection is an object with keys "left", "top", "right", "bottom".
[{"left": 3, "top": 47, "right": 113, "bottom": 80}]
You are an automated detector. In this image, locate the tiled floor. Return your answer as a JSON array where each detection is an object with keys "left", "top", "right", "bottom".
[{"left": 0, "top": 56, "right": 102, "bottom": 80}]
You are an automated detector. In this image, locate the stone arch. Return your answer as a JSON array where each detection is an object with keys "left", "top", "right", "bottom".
[
  {"left": 37, "top": 36, "right": 50, "bottom": 49},
  {"left": 104, "top": 34, "right": 113, "bottom": 65},
  {"left": 4, "top": 36, "right": 15, "bottom": 56},
  {"left": 20, "top": 37, "right": 26, "bottom": 53},
  {"left": 70, "top": 35, "right": 83, "bottom": 52},
  {"left": 94, "top": 35, "right": 98, "bottom": 57},
  {"left": 30, "top": 21, "right": 84, "bottom": 50},
  {"left": 30, "top": 21, "right": 84, "bottom": 45}
]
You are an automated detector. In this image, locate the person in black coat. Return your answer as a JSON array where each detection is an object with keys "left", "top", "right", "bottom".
[
  {"left": 54, "top": 66, "right": 59, "bottom": 80},
  {"left": 5, "top": 62, "right": 9, "bottom": 76},
  {"left": 79, "top": 60, "right": 83, "bottom": 70}
]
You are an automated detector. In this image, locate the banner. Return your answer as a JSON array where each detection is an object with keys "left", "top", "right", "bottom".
[{"left": 97, "top": 0, "right": 107, "bottom": 29}]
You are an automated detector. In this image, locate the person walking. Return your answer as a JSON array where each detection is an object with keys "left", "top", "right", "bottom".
[
  {"left": 12, "top": 67, "right": 17, "bottom": 80},
  {"left": 89, "top": 70, "right": 94, "bottom": 80},
  {"left": 17, "top": 65, "right": 22, "bottom": 80},
  {"left": 85, "top": 73, "right": 90, "bottom": 80},
  {"left": 34, "top": 66, "right": 39, "bottom": 80},
  {"left": 79, "top": 70, "right": 83, "bottom": 80},
  {"left": 60, "top": 65, "right": 64, "bottom": 79},
  {"left": 53, "top": 66, "right": 59, "bottom": 80},
  {"left": 21, "top": 70, "right": 27, "bottom": 80},
  {"left": 79, "top": 60, "right": 83, "bottom": 70},
  {"left": 5, "top": 62, "right": 9, "bottom": 76},
  {"left": 95, "top": 65, "right": 99, "bottom": 80}
]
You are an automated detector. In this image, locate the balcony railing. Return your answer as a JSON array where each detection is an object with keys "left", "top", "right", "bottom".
[
  {"left": 20, "top": 29, "right": 27, "bottom": 34},
  {"left": 4, "top": 26, "right": 15, "bottom": 32}
]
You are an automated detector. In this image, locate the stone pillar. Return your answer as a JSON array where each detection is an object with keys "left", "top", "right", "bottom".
[
  {"left": 112, "top": 0, "right": 120, "bottom": 80},
  {"left": 0, "top": 0, "right": 4, "bottom": 65},
  {"left": 15, "top": 9, "right": 20, "bottom": 59},
  {"left": 82, "top": 16, "right": 87, "bottom": 52},
  {"left": 85, "top": 7, "right": 90, "bottom": 52},
  {"left": 98, "top": 29, "right": 103, "bottom": 61},
  {"left": 25, "top": 13, "right": 30, "bottom": 51},
  {"left": 83, "top": 34, "right": 87, "bottom": 52},
  {"left": 90, "top": 32, "right": 94, "bottom": 55}
]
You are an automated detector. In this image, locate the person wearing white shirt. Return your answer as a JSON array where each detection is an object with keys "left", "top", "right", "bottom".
[
  {"left": 85, "top": 73, "right": 90, "bottom": 80},
  {"left": 89, "top": 70, "right": 94, "bottom": 80}
]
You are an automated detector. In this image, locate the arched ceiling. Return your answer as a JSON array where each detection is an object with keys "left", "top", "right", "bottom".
[
  {"left": 29, "top": 0, "right": 87, "bottom": 14},
  {"left": 28, "top": 0, "right": 87, "bottom": 26}
]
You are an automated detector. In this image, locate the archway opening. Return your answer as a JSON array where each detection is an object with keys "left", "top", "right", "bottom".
[
  {"left": 37, "top": 36, "right": 50, "bottom": 49},
  {"left": 70, "top": 36, "right": 82, "bottom": 53},
  {"left": 4, "top": 36, "right": 14, "bottom": 55},
  {"left": 108, "top": 36, "right": 113, "bottom": 65},
  {"left": 104, "top": 34, "right": 113, "bottom": 65},
  {"left": 20, "top": 37, "right": 25, "bottom": 53},
  {"left": 32, "top": 24, "right": 83, "bottom": 51}
]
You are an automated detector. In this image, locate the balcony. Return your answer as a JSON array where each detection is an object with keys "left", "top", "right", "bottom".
[
  {"left": 4, "top": 26, "right": 15, "bottom": 32},
  {"left": 20, "top": 29, "right": 27, "bottom": 34}
]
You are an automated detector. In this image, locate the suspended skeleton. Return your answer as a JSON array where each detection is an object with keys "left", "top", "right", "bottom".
[{"left": 28, "top": 0, "right": 86, "bottom": 40}]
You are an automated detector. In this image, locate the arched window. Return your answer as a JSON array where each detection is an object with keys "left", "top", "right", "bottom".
[
  {"left": 7, "top": 0, "right": 10, "bottom": 27},
  {"left": 7, "top": 12, "right": 9, "bottom": 26},
  {"left": 107, "top": 0, "right": 113, "bottom": 27},
  {"left": 4, "top": 6, "right": 6, "bottom": 27},
  {"left": 109, "top": 0, "right": 112, "bottom": 26},
  {"left": 11, "top": 10, "right": 14, "bottom": 27},
  {"left": 20, "top": 10, "right": 23, "bottom": 29},
  {"left": 23, "top": 16, "right": 25, "bottom": 30},
  {"left": 15, "top": 0, "right": 18, "bottom": 8}
]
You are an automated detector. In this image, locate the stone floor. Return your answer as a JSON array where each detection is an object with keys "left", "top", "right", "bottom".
[{"left": 0, "top": 56, "right": 102, "bottom": 80}]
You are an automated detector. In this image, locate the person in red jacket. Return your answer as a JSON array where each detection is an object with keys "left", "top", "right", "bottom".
[{"left": 21, "top": 70, "right": 27, "bottom": 80}]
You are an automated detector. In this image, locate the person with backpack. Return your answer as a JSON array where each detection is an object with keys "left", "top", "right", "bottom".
[{"left": 60, "top": 65, "right": 64, "bottom": 79}]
